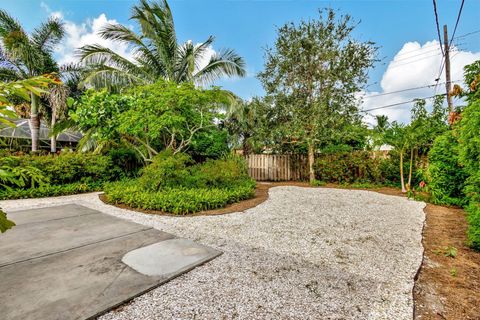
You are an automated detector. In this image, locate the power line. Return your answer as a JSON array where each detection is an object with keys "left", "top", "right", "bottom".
[
  {"left": 454, "top": 29, "right": 480, "bottom": 39},
  {"left": 393, "top": 40, "right": 462, "bottom": 58},
  {"left": 432, "top": 0, "right": 444, "bottom": 55},
  {"left": 362, "top": 79, "right": 462, "bottom": 99},
  {"left": 391, "top": 47, "right": 441, "bottom": 63},
  {"left": 361, "top": 94, "right": 446, "bottom": 113},
  {"left": 387, "top": 52, "right": 445, "bottom": 69},
  {"left": 450, "top": 0, "right": 465, "bottom": 44}
]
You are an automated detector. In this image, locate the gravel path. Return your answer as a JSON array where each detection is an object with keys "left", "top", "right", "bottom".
[{"left": 1, "top": 186, "right": 426, "bottom": 320}]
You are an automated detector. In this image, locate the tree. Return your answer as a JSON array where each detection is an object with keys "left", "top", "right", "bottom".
[
  {"left": 71, "top": 81, "right": 230, "bottom": 162},
  {"left": 0, "top": 75, "right": 53, "bottom": 233},
  {"left": 0, "top": 10, "right": 65, "bottom": 151},
  {"left": 257, "top": 9, "right": 377, "bottom": 183},
  {"left": 78, "top": 0, "right": 245, "bottom": 90},
  {"left": 384, "top": 122, "right": 410, "bottom": 192}
]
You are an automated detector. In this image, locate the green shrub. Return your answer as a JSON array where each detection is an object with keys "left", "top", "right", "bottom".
[
  {"left": 466, "top": 202, "right": 480, "bottom": 250},
  {"left": 104, "top": 179, "right": 255, "bottom": 215},
  {"left": 194, "top": 155, "right": 251, "bottom": 188},
  {"left": 105, "top": 151, "right": 256, "bottom": 214},
  {"left": 0, "top": 181, "right": 103, "bottom": 200},
  {"left": 107, "top": 147, "right": 143, "bottom": 178},
  {"left": 427, "top": 130, "right": 467, "bottom": 206},
  {"left": 314, "top": 151, "right": 395, "bottom": 184},
  {"left": 0, "top": 153, "right": 115, "bottom": 187},
  {"left": 139, "top": 150, "right": 193, "bottom": 191},
  {"left": 457, "top": 72, "right": 480, "bottom": 251}
]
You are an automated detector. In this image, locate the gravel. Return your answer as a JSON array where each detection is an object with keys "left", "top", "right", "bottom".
[{"left": 0, "top": 186, "right": 426, "bottom": 320}]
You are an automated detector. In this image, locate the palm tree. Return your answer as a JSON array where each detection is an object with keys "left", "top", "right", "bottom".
[
  {"left": 0, "top": 10, "right": 65, "bottom": 151},
  {"left": 78, "top": 0, "right": 246, "bottom": 90}
]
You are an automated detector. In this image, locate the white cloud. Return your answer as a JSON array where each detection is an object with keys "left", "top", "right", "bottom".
[
  {"left": 56, "top": 14, "right": 135, "bottom": 65},
  {"left": 360, "top": 40, "right": 480, "bottom": 126},
  {"left": 40, "top": 4, "right": 134, "bottom": 65}
]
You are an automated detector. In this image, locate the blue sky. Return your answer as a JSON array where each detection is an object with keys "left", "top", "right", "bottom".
[{"left": 2, "top": 0, "right": 480, "bottom": 122}]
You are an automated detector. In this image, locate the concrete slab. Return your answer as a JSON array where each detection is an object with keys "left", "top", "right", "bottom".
[
  {"left": 122, "top": 238, "right": 222, "bottom": 277},
  {"left": 7, "top": 204, "right": 99, "bottom": 225},
  {"left": 0, "top": 205, "right": 150, "bottom": 267},
  {"left": 0, "top": 204, "right": 221, "bottom": 320}
]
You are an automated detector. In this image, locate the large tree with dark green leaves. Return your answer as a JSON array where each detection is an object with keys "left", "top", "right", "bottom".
[
  {"left": 0, "top": 10, "right": 65, "bottom": 151},
  {"left": 78, "top": 0, "right": 245, "bottom": 90},
  {"left": 257, "top": 9, "right": 377, "bottom": 183}
]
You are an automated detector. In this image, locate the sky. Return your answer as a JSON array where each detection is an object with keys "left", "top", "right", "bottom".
[{"left": 1, "top": 0, "right": 480, "bottom": 124}]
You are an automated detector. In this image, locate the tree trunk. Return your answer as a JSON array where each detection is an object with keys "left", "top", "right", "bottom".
[
  {"left": 308, "top": 141, "right": 315, "bottom": 183},
  {"left": 407, "top": 148, "right": 414, "bottom": 188},
  {"left": 50, "top": 115, "right": 57, "bottom": 153},
  {"left": 400, "top": 150, "right": 406, "bottom": 193},
  {"left": 30, "top": 93, "right": 40, "bottom": 152}
]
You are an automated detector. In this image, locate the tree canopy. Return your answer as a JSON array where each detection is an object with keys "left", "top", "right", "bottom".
[
  {"left": 78, "top": 0, "right": 246, "bottom": 90},
  {"left": 257, "top": 9, "right": 377, "bottom": 182}
]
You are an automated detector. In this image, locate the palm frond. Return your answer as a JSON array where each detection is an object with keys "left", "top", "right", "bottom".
[
  {"left": 0, "top": 66, "right": 21, "bottom": 81},
  {"left": 131, "top": 0, "right": 177, "bottom": 78},
  {"left": 174, "top": 40, "right": 195, "bottom": 82},
  {"left": 99, "top": 23, "right": 165, "bottom": 76},
  {"left": 193, "top": 36, "right": 214, "bottom": 71},
  {"left": 31, "top": 17, "right": 65, "bottom": 53},
  {"left": 193, "top": 48, "right": 246, "bottom": 86},
  {"left": 80, "top": 64, "right": 146, "bottom": 91},
  {"left": 0, "top": 10, "right": 24, "bottom": 37}
]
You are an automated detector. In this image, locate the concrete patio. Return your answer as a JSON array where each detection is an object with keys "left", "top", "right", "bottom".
[{"left": 0, "top": 204, "right": 221, "bottom": 320}]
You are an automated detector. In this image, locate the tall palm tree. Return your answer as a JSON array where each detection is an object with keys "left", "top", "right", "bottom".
[
  {"left": 0, "top": 10, "right": 65, "bottom": 151},
  {"left": 78, "top": 0, "right": 246, "bottom": 90}
]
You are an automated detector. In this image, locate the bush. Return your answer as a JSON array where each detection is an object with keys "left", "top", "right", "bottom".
[
  {"left": 314, "top": 151, "right": 395, "bottom": 184},
  {"left": 0, "top": 153, "right": 115, "bottom": 187},
  {"left": 107, "top": 147, "right": 143, "bottom": 178},
  {"left": 427, "top": 130, "right": 467, "bottom": 206},
  {"left": 466, "top": 202, "right": 480, "bottom": 250},
  {"left": 104, "top": 152, "right": 256, "bottom": 214},
  {"left": 104, "top": 179, "right": 255, "bottom": 215},
  {"left": 0, "top": 181, "right": 103, "bottom": 200},
  {"left": 0, "top": 153, "right": 123, "bottom": 200},
  {"left": 139, "top": 150, "right": 193, "bottom": 191}
]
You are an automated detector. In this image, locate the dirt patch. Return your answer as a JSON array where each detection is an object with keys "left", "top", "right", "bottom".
[
  {"left": 100, "top": 181, "right": 480, "bottom": 318},
  {"left": 413, "top": 204, "right": 480, "bottom": 320}
]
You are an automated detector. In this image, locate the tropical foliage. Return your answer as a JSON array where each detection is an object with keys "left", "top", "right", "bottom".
[
  {"left": 0, "top": 10, "right": 66, "bottom": 151},
  {"left": 104, "top": 151, "right": 255, "bottom": 214},
  {"left": 78, "top": 0, "right": 245, "bottom": 90},
  {"left": 71, "top": 80, "right": 231, "bottom": 161}
]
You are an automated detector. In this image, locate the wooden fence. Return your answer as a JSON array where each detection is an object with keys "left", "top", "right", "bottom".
[{"left": 245, "top": 154, "right": 308, "bottom": 181}]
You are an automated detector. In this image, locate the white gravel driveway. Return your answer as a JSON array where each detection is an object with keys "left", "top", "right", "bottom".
[{"left": 0, "top": 186, "right": 425, "bottom": 320}]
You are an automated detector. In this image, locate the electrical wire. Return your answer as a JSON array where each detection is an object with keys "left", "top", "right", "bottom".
[
  {"left": 432, "top": 0, "right": 444, "bottom": 55},
  {"left": 362, "top": 79, "right": 462, "bottom": 99},
  {"left": 454, "top": 29, "right": 480, "bottom": 39},
  {"left": 361, "top": 94, "right": 446, "bottom": 113},
  {"left": 450, "top": 0, "right": 465, "bottom": 44}
]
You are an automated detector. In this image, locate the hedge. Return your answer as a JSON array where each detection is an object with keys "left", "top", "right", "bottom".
[
  {"left": 103, "top": 179, "right": 256, "bottom": 215},
  {"left": 0, "top": 181, "right": 103, "bottom": 200}
]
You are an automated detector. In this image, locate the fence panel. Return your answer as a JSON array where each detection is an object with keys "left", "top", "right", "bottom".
[{"left": 245, "top": 154, "right": 308, "bottom": 181}]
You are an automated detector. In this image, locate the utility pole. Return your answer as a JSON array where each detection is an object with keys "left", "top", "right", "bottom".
[{"left": 443, "top": 24, "right": 453, "bottom": 113}]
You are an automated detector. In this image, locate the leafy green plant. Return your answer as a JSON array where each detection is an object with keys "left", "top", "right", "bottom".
[
  {"left": 310, "top": 179, "right": 326, "bottom": 187},
  {"left": 0, "top": 209, "right": 15, "bottom": 233},
  {"left": 427, "top": 130, "right": 467, "bottom": 206},
  {"left": 314, "top": 151, "right": 395, "bottom": 185},
  {"left": 432, "top": 246, "right": 458, "bottom": 258},
  {"left": 0, "top": 181, "right": 103, "bottom": 200},
  {"left": 450, "top": 268, "right": 458, "bottom": 277},
  {"left": 104, "top": 152, "right": 256, "bottom": 214}
]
